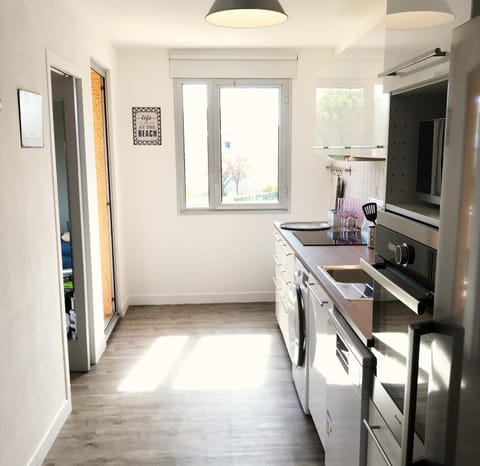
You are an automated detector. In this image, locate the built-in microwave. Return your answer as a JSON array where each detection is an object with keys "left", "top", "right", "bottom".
[
  {"left": 385, "top": 79, "right": 448, "bottom": 228},
  {"left": 416, "top": 118, "right": 445, "bottom": 206}
]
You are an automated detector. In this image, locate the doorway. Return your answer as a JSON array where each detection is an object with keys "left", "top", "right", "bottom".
[
  {"left": 90, "top": 67, "right": 118, "bottom": 335},
  {"left": 50, "top": 68, "right": 90, "bottom": 372}
]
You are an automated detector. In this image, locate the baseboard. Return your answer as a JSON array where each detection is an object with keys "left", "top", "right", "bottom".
[
  {"left": 28, "top": 398, "right": 71, "bottom": 466},
  {"left": 128, "top": 291, "right": 275, "bottom": 306}
]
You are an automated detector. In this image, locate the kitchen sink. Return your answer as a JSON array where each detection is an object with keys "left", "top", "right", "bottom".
[{"left": 318, "top": 265, "right": 373, "bottom": 300}]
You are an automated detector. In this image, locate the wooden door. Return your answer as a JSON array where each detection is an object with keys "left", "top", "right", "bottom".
[{"left": 90, "top": 69, "right": 115, "bottom": 325}]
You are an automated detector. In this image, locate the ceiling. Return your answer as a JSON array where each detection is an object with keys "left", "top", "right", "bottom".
[{"left": 74, "top": 0, "right": 386, "bottom": 51}]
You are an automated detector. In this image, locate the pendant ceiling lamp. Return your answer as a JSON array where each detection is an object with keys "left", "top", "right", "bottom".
[
  {"left": 386, "top": 0, "right": 455, "bottom": 29},
  {"left": 205, "top": 0, "right": 288, "bottom": 28}
]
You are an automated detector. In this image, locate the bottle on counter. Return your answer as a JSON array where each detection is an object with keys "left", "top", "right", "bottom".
[{"left": 368, "top": 225, "right": 376, "bottom": 249}]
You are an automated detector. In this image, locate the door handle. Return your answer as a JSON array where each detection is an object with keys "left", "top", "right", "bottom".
[
  {"left": 360, "top": 259, "right": 430, "bottom": 315},
  {"left": 378, "top": 47, "right": 447, "bottom": 77},
  {"left": 306, "top": 282, "right": 329, "bottom": 306},
  {"left": 401, "top": 321, "right": 464, "bottom": 466}
]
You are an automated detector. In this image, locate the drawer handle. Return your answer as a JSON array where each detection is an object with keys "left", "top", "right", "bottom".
[
  {"left": 363, "top": 419, "right": 393, "bottom": 466},
  {"left": 306, "top": 283, "right": 329, "bottom": 307},
  {"left": 272, "top": 254, "right": 283, "bottom": 267}
]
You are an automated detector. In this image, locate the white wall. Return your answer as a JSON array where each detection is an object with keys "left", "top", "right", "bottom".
[
  {"left": 0, "top": 0, "right": 115, "bottom": 463},
  {"left": 114, "top": 47, "right": 384, "bottom": 305}
]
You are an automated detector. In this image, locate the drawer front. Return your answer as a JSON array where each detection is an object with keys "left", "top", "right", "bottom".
[
  {"left": 273, "top": 230, "right": 294, "bottom": 272},
  {"left": 364, "top": 401, "right": 400, "bottom": 466}
]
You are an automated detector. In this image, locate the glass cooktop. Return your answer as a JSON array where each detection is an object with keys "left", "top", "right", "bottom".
[{"left": 293, "top": 228, "right": 367, "bottom": 246}]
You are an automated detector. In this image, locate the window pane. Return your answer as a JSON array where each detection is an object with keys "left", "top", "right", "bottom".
[
  {"left": 219, "top": 87, "right": 279, "bottom": 205},
  {"left": 315, "top": 88, "right": 365, "bottom": 147},
  {"left": 182, "top": 84, "right": 209, "bottom": 208}
]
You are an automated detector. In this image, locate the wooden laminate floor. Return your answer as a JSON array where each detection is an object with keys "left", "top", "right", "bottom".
[{"left": 44, "top": 303, "right": 325, "bottom": 465}]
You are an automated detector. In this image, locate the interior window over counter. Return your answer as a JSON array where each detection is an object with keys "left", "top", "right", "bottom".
[
  {"left": 175, "top": 79, "right": 291, "bottom": 212},
  {"left": 315, "top": 82, "right": 389, "bottom": 150}
]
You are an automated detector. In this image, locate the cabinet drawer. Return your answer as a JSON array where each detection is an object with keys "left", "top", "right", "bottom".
[
  {"left": 273, "top": 231, "right": 294, "bottom": 273},
  {"left": 364, "top": 401, "right": 400, "bottom": 466}
]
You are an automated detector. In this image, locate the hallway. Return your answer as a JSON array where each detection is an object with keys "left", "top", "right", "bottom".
[{"left": 44, "top": 303, "right": 325, "bottom": 465}]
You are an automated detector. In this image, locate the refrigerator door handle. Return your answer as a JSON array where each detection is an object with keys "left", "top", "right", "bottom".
[{"left": 401, "top": 321, "right": 464, "bottom": 466}]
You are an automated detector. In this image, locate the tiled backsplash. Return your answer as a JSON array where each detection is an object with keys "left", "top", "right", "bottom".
[{"left": 330, "top": 161, "right": 386, "bottom": 211}]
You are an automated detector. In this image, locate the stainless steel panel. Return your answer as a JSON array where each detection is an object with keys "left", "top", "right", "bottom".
[
  {"left": 432, "top": 16, "right": 480, "bottom": 466},
  {"left": 377, "top": 210, "right": 438, "bottom": 249}
]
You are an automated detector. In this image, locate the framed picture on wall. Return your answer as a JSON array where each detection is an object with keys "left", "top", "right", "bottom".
[
  {"left": 18, "top": 89, "right": 44, "bottom": 148},
  {"left": 132, "top": 107, "right": 162, "bottom": 145}
]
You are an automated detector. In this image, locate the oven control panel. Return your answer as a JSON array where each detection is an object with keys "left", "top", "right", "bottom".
[
  {"left": 394, "top": 243, "right": 415, "bottom": 266},
  {"left": 376, "top": 225, "right": 436, "bottom": 289}
]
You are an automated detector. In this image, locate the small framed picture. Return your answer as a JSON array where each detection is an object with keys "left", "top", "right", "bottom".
[
  {"left": 18, "top": 89, "right": 44, "bottom": 148},
  {"left": 132, "top": 107, "right": 162, "bottom": 145}
]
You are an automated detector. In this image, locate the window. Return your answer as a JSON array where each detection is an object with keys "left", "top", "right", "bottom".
[
  {"left": 315, "top": 87, "right": 365, "bottom": 147},
  {"left": 314, "top": 82, "right": 389, "bottom": 149},
  {"left": 175, "top": 79, "right": 291, "bottom": 211}
]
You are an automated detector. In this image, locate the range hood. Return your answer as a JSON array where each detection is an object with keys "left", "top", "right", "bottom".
[{"left": 312, "top": 145, "right": 386, "bottom": 162}]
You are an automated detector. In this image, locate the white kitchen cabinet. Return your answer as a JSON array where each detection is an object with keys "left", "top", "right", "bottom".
[
  {"left": 382, "top": 0, "right": 471, "bottom": 93},
  {"left": 307, "top": 277, "right": 331, "bottom": 446},
  {"left": 272, "top": 229, "right": 295, "bottom": 348}
]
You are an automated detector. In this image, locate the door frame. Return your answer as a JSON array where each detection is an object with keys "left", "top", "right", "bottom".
[{"left": 46, "top": 49, "right": 91, "bottom": 378}]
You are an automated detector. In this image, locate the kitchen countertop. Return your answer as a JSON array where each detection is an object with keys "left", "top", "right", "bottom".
[{"left": 274, "top": 222, "right": 375, "bottom": 345}]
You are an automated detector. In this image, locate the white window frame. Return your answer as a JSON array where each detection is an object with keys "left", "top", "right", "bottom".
[{"left": 174, "top": 78, "right": 291, "bottom": 212}]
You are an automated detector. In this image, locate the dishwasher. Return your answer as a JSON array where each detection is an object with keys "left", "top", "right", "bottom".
[{"left": 325, "top": 307, "right": 374, "bottom": 466}]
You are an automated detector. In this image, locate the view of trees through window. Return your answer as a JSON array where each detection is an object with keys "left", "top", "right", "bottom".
[
  {"left": 315, "top": 88, "right": 365, "bottom": 147},
  {"left": 315, "top": 85, "right": 389, "bottom": 149},
  {"left": 180, "top": 81, "right": 285, "bottom": 210},
  {"left": 219, "top": 87, "right": 279, "bottom": 205}
]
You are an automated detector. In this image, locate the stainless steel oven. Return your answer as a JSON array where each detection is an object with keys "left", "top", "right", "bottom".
[{"left": 360, "top": 211, "right": 438, "bottom": 463}]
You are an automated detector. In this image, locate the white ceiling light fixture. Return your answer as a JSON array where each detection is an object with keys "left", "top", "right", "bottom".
[
  {"left": 386, "top": 0, "right": 455, "bottom": 29},
  {"left": 205, "top": 0, "right": 288, "bottom": 28}
]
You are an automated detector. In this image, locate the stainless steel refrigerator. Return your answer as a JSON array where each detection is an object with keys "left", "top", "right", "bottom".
[{"left": 422, "top": 13, "right": 480, "bottom": 466}]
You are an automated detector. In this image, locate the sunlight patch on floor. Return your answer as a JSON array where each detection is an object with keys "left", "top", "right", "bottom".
[
  {"left": 172, "top": 334, "right": 272, "bottom": 390},
  {"left": 117, "top": 335, "right": 189, "bottom": 392}
]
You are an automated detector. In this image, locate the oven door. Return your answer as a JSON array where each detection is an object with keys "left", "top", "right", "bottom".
[{"left": 360, "top": 259, "right": 434, "bottom": 455}]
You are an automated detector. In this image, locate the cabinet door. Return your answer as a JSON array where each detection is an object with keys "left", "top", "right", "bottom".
[
  {"left": 308, "top": 281, "right": 330, "bottom": 445},
  {"left": 272, "top": 230, "right": 293, "bottom": 349},
  {"left": 382, "top": 1, "right": 471, "bottom": 93}
]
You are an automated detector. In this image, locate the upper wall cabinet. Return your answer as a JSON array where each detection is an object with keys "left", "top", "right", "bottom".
[
  {"left": 381, "top": 0, "right": 472, "bottom": 93},
  {"left": 314, "top": 81, "right": 389, "bottom": 158}
]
